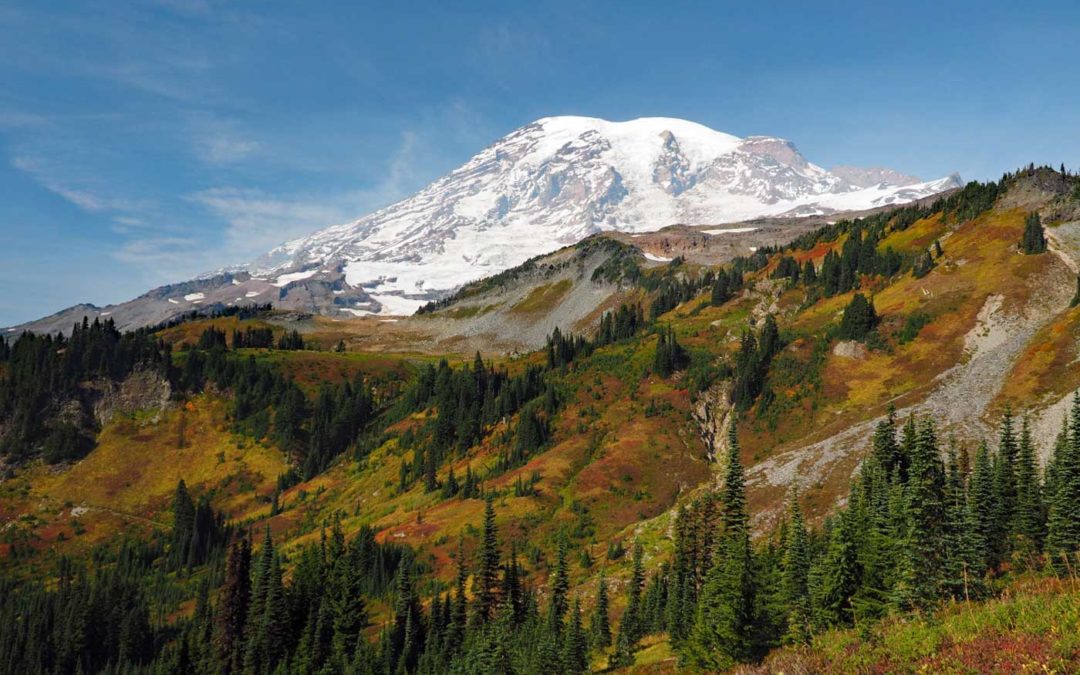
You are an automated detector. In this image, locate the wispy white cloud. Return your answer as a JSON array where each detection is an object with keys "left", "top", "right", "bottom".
[
  {"left": 189, "top": 116, "right": 262, "bottom": 165},
  {"left": 186, "top": 130, "right": 426, "bottom": 261},
  {"left": 473, "top": 22, "right": 553, "bottom": 91},
  {"left": 189, "top": 187, "right": 353, "bottom": 259},
  {"left": 0, "top": 111, "right": 50, "bottom": 128},
  {"left": 11, "top": 155, "right": 151, "bottom": 214},
  {"left": 203, "top": 134, "right": 260, "bottom": 164},
  {"left": 109, "top": 236, "right": 211, "bottom": 283}
]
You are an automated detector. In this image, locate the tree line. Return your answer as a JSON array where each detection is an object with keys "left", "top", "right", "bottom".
[{"left": 0, "top": 318, "right": 172, "bottom": 462}]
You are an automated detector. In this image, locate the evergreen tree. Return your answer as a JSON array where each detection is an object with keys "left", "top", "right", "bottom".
[
  {"left": 560, "top": 598, "right": 588, "bottom": 674},
  {"left": 995, "top": 407, "right": 1020, "bottom": 538},
  {"left": 780, "top": 491, "right": 811, "bottom": 643},
  {"left": 893, "top": 420, "right": 946, "bottom": 611},
  {"left": 590, "top": 571, "right": 612, "bottom": 650},
  {"left": 684, "top": 422, "right": 756, "bottom": 669},
  {"left": 390, "top": 563, "right": 424, "bottom": 673},
  {"left": 1014, "top": 415, "right": 1046, "bottom": 562},
  {"left": 967, "top": 442, "right": 997, "bottom": 578},
  {"left": 837, "top": 293, "right": 878, "bottom": 342},
  {"left": 549, "top": 537, "right": 570, "bottom": 632},
  {"left": 1021, "top": 212, "right": 1047, "bottom": 254},
  {"left": 447, "top": 537, "right": 469, "bottom": 655},
  {"left": 1047, "top": 393, "right": 1080, "bottom": 572},
  {"left": 812, "top": 508, "right": 860, "bottom": 628},
  {"left": 328, "top": 539, "right": 368, "bottom": 660},
  {"left": 623, "top": 543, "right": 646, "bottom": 643},
  {"left": 652, "top": 326, "right": 688, "bottom": 378},
  {"left": 215, "top": 536, "right": 251, "bottom": 672},
  {"left": 871, "top": 405, "right": 903, "bottom": 479},
  {"left": 170, "top": 479, "right": 196, "bottom": 569},
  {"left": 609, "top": 622, "right": 636, "bottom": 670},
  {"left": 474, "top": 496, "right": 501, "bottom": 623},
  {"left": 666, "top": 506, "right": 696, "bottom": 644}
]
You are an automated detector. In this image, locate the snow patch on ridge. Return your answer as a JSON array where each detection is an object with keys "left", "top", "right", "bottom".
[
  {"left": 703, "top": 227, "right": 759, "bottom": 234},
  {"left": 273, "top": 269, "right": 318, "bottom": 287}
]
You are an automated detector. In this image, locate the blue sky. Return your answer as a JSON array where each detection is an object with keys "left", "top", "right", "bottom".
[{"left": 2, "top": 1, "right": 1079, "bottom": 326}]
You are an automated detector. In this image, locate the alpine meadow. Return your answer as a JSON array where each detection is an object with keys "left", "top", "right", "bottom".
[{"left": 4, "top": 3, "right": 1080, "bottom": 674}]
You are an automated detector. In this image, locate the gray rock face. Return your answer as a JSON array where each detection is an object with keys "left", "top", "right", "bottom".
[
  {"left": 832, "top": 340, "right": 868, "bottom": 360},
  {"left": 88, "top": 367, "right": 173, "bottom": 426}
]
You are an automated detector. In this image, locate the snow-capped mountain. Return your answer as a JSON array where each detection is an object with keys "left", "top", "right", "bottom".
[
  {"left": 248, "top": 117, "right": 960, "bottom": 315},
  {"left": 6, "top": 116, "right": 962, "bottom": 335}
]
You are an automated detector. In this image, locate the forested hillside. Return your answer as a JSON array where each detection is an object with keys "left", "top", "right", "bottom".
[{"left": 3, "top": 165, "right": 1080, "bottom": 673}]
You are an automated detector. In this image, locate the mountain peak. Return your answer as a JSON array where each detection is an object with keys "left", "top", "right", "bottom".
[
  {"left": 6, "top": 117, "right": 962, "bottom": 334},
  {"left": 240, "top": 116, "right": 960, "bottom": 315}
]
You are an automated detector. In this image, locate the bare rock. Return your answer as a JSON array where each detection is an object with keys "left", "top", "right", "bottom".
[
  {"left": 88, "top": 367, "right": 173, "bottom": 425},
  {"left": 691, "top": 380, "right": 734, "bottom": 463},
  {"left": 832, "top": 340, "right": 867, "bottom": 360}
]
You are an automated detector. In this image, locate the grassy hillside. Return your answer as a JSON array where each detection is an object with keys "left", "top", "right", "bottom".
[{"left": 750, "top": 576, "right": 1080, "bottom": 674}]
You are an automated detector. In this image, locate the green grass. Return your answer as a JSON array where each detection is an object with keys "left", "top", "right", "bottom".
[
  {"left": 759, "top": 576, "right": 1080, "bottom": 674},
  {"left": 510, "top": 279, "right": 573, "bottom": 315}
]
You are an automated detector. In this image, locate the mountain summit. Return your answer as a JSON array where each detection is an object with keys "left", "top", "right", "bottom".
[
  {"left": 247, "top": 116, "right": 959, "bottom": 314},
  {"left": 8, "top": 117, "right": 961, "bottom": 333}
]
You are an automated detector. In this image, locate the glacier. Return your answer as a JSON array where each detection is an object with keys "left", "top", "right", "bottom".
[{"left": 245, "top": 116, "right": 960, "bottom": 315}]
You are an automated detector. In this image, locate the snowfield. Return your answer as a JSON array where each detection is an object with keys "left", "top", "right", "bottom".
[{"left": 232, "top": 116, "right": 959, "bottom": 315}]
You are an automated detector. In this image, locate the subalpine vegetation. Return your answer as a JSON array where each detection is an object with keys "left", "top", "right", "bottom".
[
  {"left": 4, "top": 400, "right": 1080, "bottom": 673},
  {"left": 0, "top": 318, "right": 172, "bottom": 462},
  {"left": 4, "top": 164, "right": 1080, "bottom": 673}
]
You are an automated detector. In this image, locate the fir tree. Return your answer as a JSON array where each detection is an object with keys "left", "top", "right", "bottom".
[
  {"left": 590, "top": 571, "right": 612, "bottom": 650},
  {"left": 447, "top": 537, "right": 469, "bottom": 655},
  {"left": 666, "top": 506, "right": 696, "bottom": 644},
  {"left": 894, "top": 420, "right": 946, "bottom": 611},
  {"left": 780, "top": 491, "right": 811, "bottom": 643},
  {"left": 871, "top": 405, "right": 903, "bottom": 480},
  {"left": 215, "top": 536, "right": 251, "bottom": 672},
  {"left": 560, "top": 598, "right": 588, "bottom": 674},
  {"left": 1047, "top": 393, "right": 1080, "bottom": 572},
  {"left": 549, "top": 537, "right": 570, "bottom": 632},
  {"left": 812, "top": 508, "right": 860, "bottom": 627},
  {"left": 967, "top": 442, "right": 997, "bottom": 578},
  {"left": 170, "top": 479, "right": 196, "bottom": 569},
  {"left": 623, "top": 543, "right": 646, "bottom": 643},
  {"left": 837, "top": 293, "right": 878, "bottom": 342},
  {"left": 328, "top": 542, "right": 367, "bottom": 660},
  {"left": 474, "top": 496, "right": 501, "bottom": 623},
  {"left": 685, "top": 422, "right": 756, "bottom": 669},
  {"left": 609, "top": 622, "right": 635, "bottom": 670},
  {"left": 1021, "top": 212, "right": 1047, "bottom": 254},
  {"left": 1014, "top": 415, "right": 1046, "bottom": 562},
  {"left": 996, "top": 407, "right": 1020, "bottom": 537}
]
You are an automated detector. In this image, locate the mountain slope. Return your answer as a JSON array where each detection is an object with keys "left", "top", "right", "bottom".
[
  {"left": 250, "top": 116, "right": 959, "bottom": 314},
  {"left": 5, "top": 117, "right": 959, "bottom": 336}
]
